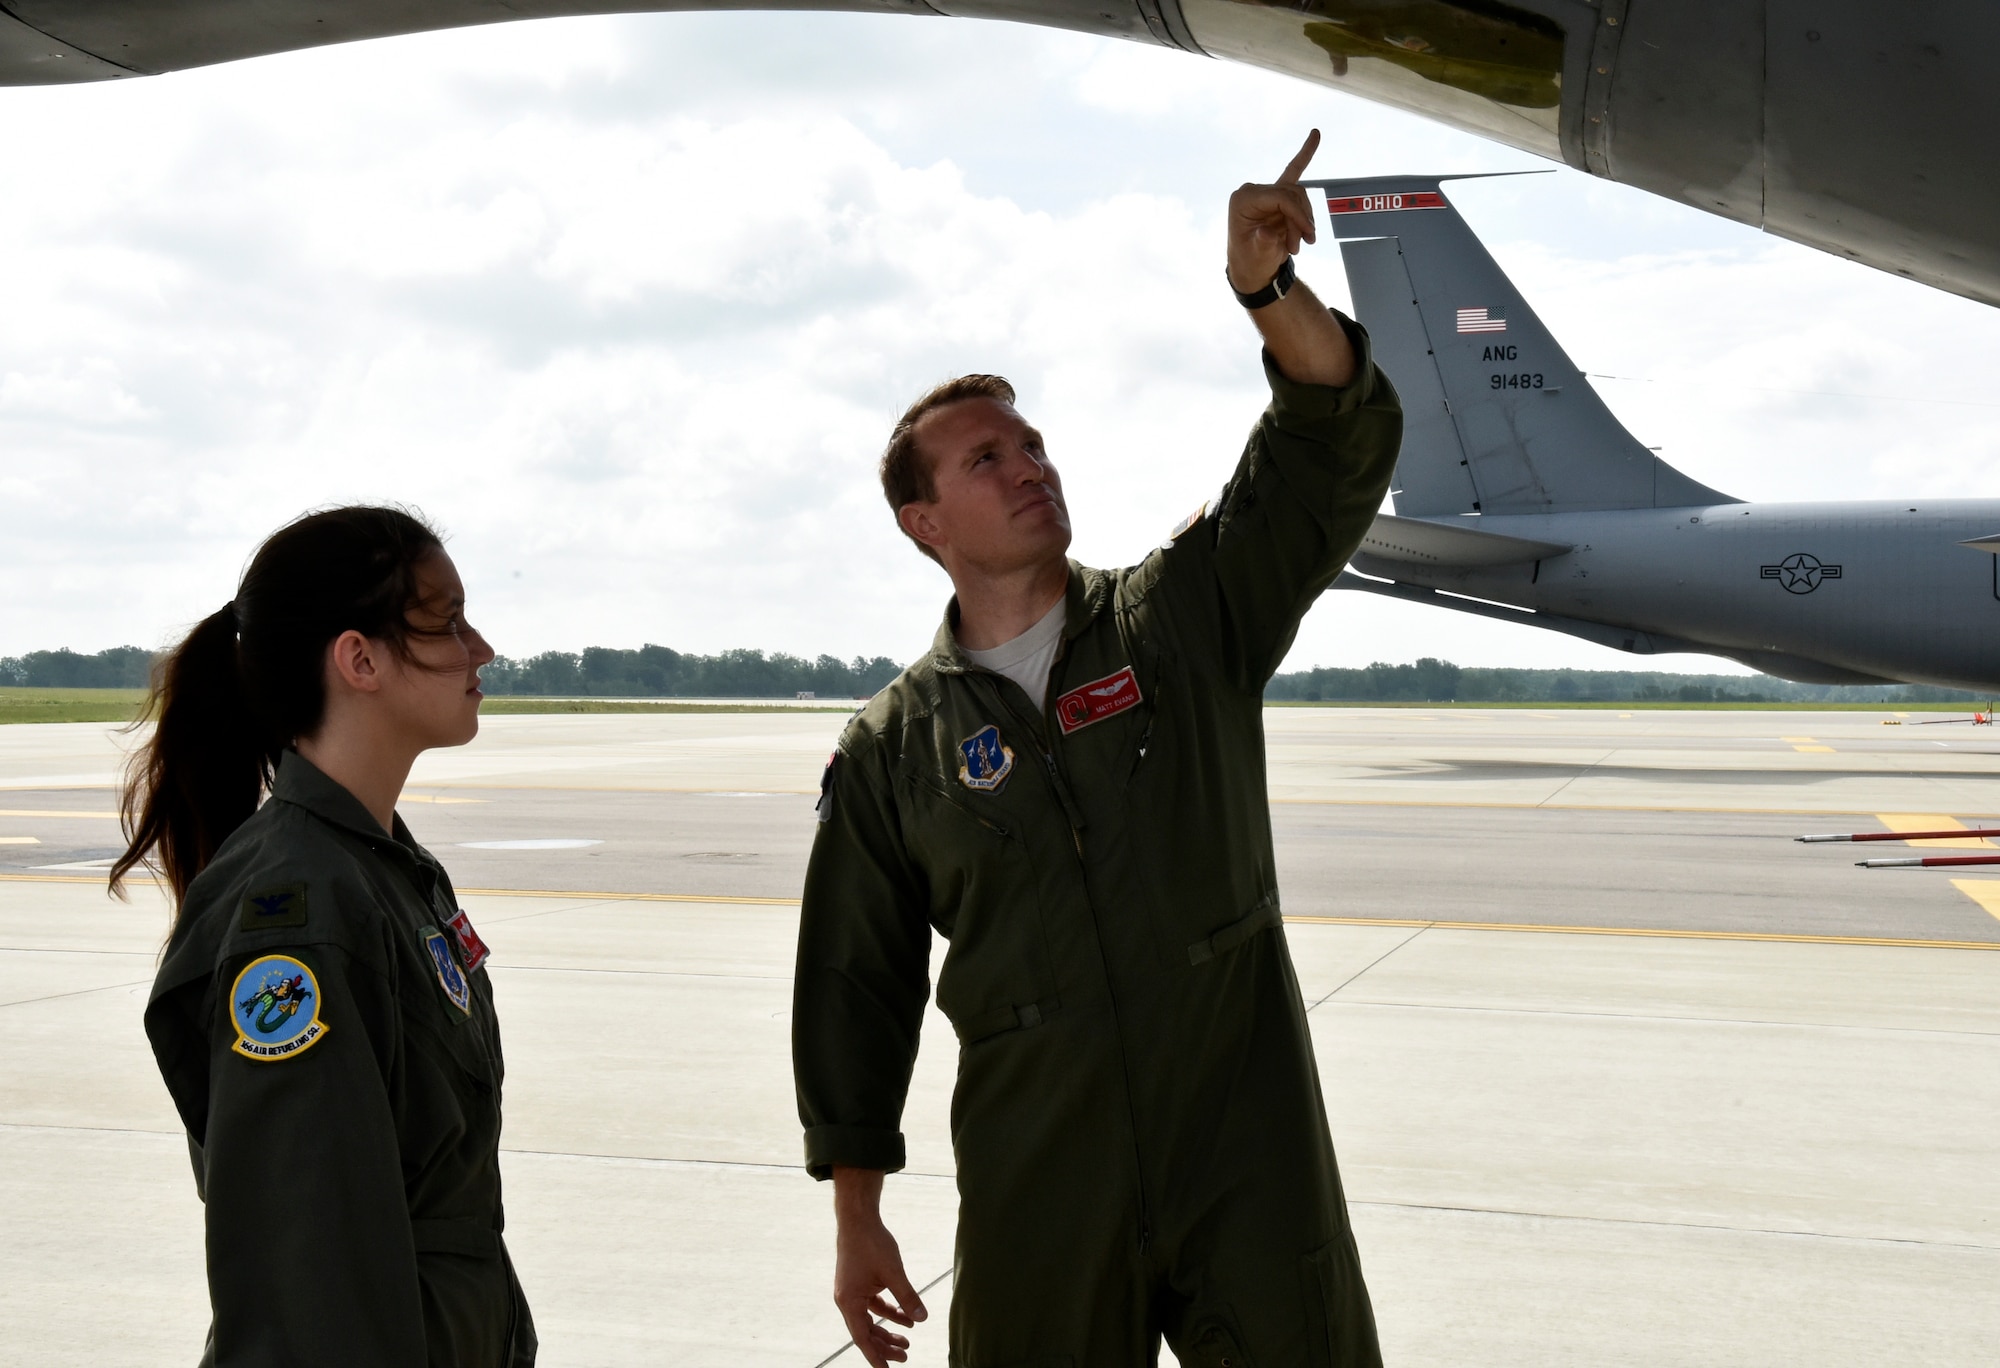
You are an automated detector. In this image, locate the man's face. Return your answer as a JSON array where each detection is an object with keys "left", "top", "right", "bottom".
[{"left": 898, "top": 397, "right": 1072, "bottom": 577}]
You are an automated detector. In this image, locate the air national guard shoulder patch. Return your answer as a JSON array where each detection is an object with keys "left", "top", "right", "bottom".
[
  {"left": 1056, "top": 666, "right": 1143, "bottom": 735},
  {"left": 228, "top": 954, "right": 329, "bottom": 1061},
  {"left": 423, "top": 928, "right": 473, "bottom": 1016},
  {"left": 957, "top": 724, "right": 1014, "bottom": 793}
]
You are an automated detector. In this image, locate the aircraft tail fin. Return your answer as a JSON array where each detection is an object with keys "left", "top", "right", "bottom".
[{"left": 1307, "top": 176, "right": 1734, "bottom": 515}]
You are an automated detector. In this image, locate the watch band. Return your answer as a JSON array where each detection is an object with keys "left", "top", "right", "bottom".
[{"left": 1229, "top": 255, "right": 1296, "bottom": 310}]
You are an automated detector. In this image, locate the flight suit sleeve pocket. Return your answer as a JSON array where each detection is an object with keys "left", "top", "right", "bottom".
[
  {"left": 1187, "top": 891, "right": 1283, "bottom": 967},
  {"left": 1299, "top": 1231, "right": 1381, "bottom": 1368}
]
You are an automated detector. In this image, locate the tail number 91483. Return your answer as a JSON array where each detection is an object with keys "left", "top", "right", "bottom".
[{"left": 1490, "top": 372, "right": 1545, "bottom": 390}]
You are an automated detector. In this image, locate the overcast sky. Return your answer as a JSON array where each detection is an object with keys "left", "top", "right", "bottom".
[{"left": 4, "top": 13, "right": 1998, "bottom": 673}]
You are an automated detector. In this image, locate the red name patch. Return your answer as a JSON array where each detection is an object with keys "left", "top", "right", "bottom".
[
  {"left": 1056, "top": 666, "right": 1143, "bottom": 735},
  {"left": 1324, "top": 191, "right": 1447, "bottom": 215},
  {"left": 447, "top": 908, "right": 490, "bottom": 974}
]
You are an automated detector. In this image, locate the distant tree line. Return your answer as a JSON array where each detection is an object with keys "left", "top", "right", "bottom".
[
  {"left": 1262, "top": 657, "right": 1986, "bottom": 705},
  {"left": 0, "top": 647, "right": 152, "bottom": 688},
  {"left": 479, "top": 646, "right": 905, "bottom": 699},
  {"left": 7, "top": 645, "right": 1989, "bottom": 705}
]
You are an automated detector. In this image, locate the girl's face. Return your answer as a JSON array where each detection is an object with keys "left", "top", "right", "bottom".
[{"left": 389, "top": 549, "right": 495, "bottom": 751}]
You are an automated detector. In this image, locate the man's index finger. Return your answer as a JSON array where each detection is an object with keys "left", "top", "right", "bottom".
[{"left": 1277, "top": 128, "right": 1321, "bottom": 185}]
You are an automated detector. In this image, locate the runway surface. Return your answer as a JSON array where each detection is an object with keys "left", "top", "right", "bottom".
[
  {"left": 3, "top": 708, "right": 1998, "bottom": 1365},
  {"left": 12, "top": 706, "right": 2000, "bottom": 944}
]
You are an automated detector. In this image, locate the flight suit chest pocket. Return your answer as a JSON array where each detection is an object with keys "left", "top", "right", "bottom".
[
  {"left": 899, "top": 766, "right": 1061, "bottom": 1045},
  {"left": 399, "top": 930, "right": 499, "bottom": 1094},
  {"left": 1054, "top": 644, "right": 1165, "bottom": 789}
]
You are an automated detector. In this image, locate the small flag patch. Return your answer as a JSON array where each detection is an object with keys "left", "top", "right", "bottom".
[{"left": 1457, "top": 307, "right": 1507, "bottom": 334}]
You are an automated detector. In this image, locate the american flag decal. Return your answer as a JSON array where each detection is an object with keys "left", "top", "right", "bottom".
[{"left": 1456, "top": 306, "right": 1507, "bottom": 334}]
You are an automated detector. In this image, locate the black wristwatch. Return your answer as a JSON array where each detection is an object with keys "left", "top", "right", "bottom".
[{"left": 1229, "top": 255, "right": 1296, "bottom": 310}]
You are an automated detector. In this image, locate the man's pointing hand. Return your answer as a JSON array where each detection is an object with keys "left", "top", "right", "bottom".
[
  {"left": 1227, "top": 128, "right": 1321, "bottom": 295},
  {"left": 1225, "top": 131, "right": 1357, "bottom": 388}
]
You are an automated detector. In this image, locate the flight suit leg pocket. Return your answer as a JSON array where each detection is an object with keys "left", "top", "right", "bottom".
[{"left": 1299, "top": 1232, "right": 1382, "bottom": 1368}]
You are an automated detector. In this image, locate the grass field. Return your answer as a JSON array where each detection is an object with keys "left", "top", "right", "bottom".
[
  {"left": 0, "top": 688, "right": 149, "bottom": 725},
  {"left": 476, "top": 698, "right": 855, "bottom": 716},
  {"left": 1267, "top": 699, "right": 1994, "bottom": 712},
  {"left": 2, "top": 687, "right": 1989, "bottom": 724}
]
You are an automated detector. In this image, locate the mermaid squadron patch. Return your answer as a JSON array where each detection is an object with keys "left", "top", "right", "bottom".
[
  {"left": 957, "top": 724, "right": 1014, "bottom": 793},
  {"left": 228, "top": 954, "right": 329, "bottom": 1061},
  {"left": 423, "top": 928, "right": 473, "bottom": 1015}
]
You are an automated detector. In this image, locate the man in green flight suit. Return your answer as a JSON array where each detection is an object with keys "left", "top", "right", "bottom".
[{"left": 792, "top": 132, "right": 1403, "bottom": 1368}]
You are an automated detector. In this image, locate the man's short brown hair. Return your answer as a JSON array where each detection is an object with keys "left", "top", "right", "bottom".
[{"left": 879, "top": 374, "right": 1017, "bottom": 563}]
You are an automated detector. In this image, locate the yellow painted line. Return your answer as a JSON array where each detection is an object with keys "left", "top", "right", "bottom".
[
  {"left": 1876, "top": 813, "right": 1994, "bottom": 849},
  {"left": 455, "top": 887, "right": 799, "bottom": 907},
  {"left": 1282, "top": 915, "right": 2000, "bottom": 952},
  {"left": 0, "top": 836, "right": 41, "bottom": 845},
  {"left": 0, "top": 783, "right": 114, "bottom": 792},
  {"left": 1948, "top": 880, "right": 2000, "bottom": 925},
  {"left": 0, "top": 876, "right": 796, "bottom": 908},
  {"left": 385, "top": 783, "right": 815, "bottom": 796},
  {"left": 1267, "top": 797, "right": 2000, "bottom": 819},
  {"left": 1792, "top": 745, "right": 1836, "bottom": 753},
  {"left": 2, "top": 872, "right": 1987, "bottom": 946},
  {"left": 1, "top": 797, "right": 479, "bottom": 815},
  {"left": 0, "top": 873, "right": 130, "bottom": 887}
]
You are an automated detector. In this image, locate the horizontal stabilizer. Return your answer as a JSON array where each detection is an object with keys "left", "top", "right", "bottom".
[
  {"left": 1333, "top": 571, "right": 1701, "bottom": 656},
  {"left": 1357, "top": 512, "right": 1570, "bottom": 568},
  {"left": 1336, "top": 572, "right": 1903, "bottom": 685}
]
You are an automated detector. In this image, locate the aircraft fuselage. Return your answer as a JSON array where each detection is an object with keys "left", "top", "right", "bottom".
[{"left": 1355, "top": 501, "right": 2000, "bottom": 694}]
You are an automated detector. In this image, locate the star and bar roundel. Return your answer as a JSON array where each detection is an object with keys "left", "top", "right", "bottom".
[{"left": 1761, "top": 553, "right": 1843, "bottom": 594}]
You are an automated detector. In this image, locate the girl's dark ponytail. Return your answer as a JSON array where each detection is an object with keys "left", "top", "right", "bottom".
[
  {"left": 113, "top": 604, "right": 269, "bottom": 904},
  {"left": 112, "top": 506, "right": 444, "bottom": 913}
]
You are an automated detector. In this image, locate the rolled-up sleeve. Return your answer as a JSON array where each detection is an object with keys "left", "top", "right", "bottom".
[{"left": 792, "top": 739, "right": 933, "bottom": 1180}]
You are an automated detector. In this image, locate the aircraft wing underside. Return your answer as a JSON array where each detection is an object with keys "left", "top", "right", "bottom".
[{"left": 2, "top": 1, "right": 1997, "bottom": 308}]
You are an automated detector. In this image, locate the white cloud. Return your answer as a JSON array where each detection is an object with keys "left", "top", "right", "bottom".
[{"left": 0, "top": 11, "right": 1996, "bottom": 680}]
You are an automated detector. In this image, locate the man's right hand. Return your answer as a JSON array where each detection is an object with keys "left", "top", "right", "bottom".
[{"left": 832, "top": 1166, "right": 929, "bottom": 1367}]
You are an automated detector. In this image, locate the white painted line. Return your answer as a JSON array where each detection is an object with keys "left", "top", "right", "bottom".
[
  {"left": 458, "top": 839, "right": 604, "bottom": 851},
  {"left": 0, "top": 836, "right": 41, "bottom": 845},
  {"left": 29, "top": 858, "right": 115, "bottom": 871}
]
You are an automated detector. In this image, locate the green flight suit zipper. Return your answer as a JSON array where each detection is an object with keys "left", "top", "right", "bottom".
[{"left": 982, "top": 653, "right": 1157, "bottom": 1261}]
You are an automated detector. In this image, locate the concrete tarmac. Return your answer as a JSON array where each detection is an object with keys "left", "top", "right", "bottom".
[{"left": 3, "top": 709, "right": 1998, "bottom": 1365}]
